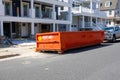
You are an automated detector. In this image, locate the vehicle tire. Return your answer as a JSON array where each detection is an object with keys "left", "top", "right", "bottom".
[{"left": 112, "top": 35, "right": 116, "bottom": 42}]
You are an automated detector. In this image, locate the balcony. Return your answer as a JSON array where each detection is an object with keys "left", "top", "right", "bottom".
[
  {"left": 72, "top": 6, "right": 106, "bottom": 18},
  {"left": 41, "top": 11, "right": 52, "bottom": 19},
  {"left": 57, "top": 11, "right": 69, "bottom": 21},
  {"left": 92, "top": 9, "right": 106, "bottom": 18},
  {"left": 74, "top": 0, "right": 99, "bottom": 2},
  {"left": 115, "top": 14, "right": 120, "bottom": 17},
  {"left": 55, "top": 0, "right": 69, "bottom": 3}
]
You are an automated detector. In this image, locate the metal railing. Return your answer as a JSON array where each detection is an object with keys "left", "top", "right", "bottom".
[
  {"left": 56, "top": 0, "right": 68, "bottom": 3},
  {"left": 72, "top": 6, "right": 106, "bottom": 18},
  {"left": 84, "top": 22, "right": 105, "bottom": 31},
  {"left": 41, "top": 11, "right": 52, "bottom": 19}
]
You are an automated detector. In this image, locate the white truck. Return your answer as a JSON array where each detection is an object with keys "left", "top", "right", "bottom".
[{"left": 104, "top": 26, "right": 120, "bottom": 42}]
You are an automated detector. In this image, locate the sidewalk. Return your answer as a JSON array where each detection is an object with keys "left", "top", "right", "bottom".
[{"left": 0, "top": 39, "right": 38, "bottom": 60}]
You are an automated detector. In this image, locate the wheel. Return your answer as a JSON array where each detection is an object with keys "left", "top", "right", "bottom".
[{"left": 112, "top": 35, "right": 116, "bottom": 42}]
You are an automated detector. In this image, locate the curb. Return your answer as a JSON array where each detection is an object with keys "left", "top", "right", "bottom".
[
  {"left": 0, "top": 53, "right": 38, "bottom": 62},
  {"left": 0, "top": 54, "right": 20, "bottom": 59}
]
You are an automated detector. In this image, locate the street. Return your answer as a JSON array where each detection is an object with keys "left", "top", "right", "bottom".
[{"left": 0, "top": 41, "right": 120, "bottom": 80}]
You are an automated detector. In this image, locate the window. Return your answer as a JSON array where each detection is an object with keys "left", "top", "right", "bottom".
[
  {"left": 61, "top": 7, "right": 64, "bottom": 10},
  {"left": 44, "top": 7, "right": 52, "bottom": 18},
  {"left": 100, "top": 3, "right": 102, "bottom": 7},
  {"left": 105, "top": 1, "right": 112, "bottom": 7},
  {"left": 72, "top": 1, "right": 80, "bottom": 7},
  {"left": 115, "top": 27, "right": 119, "bottom": 31},
  {"left": 5, "top": 2, "right": 11, "bottom": 15},
  {"left": 109, "top": 20, "right": 111, "bottom": 25},
  {"left": 35, "top": 6, "right": 40, "bottom": 18},
  {"left": 23, "top": 4, "right": 28, "bottom": 17},
  {"left": 106, "top": 20, "right": 111, "bottom": 25},
  {"left": 109, "top": 10, "right": 112, "bottom": 15}
]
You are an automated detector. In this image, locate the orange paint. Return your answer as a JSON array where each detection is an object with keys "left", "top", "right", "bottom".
[{"left": 35, "top": 31, "right": 104, "bottom": 53}]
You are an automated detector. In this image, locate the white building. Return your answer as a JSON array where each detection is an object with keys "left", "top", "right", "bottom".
[
  {"left": 0, "top": 0, "right": 107, "bottom": 40},
  {"left": 71, "top": 0, "right": 106, "bottom": 31},
  {"left": 0, "top": 0, "right": 72, "bottom": 38}
]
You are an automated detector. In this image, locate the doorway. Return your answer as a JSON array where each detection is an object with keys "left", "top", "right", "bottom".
[
  {"left": 41, "top": 24, "right": 51, "bottom": 33},
  {"left": 21, "top": 23, "right": 28, "bottom": 37},
  {"left": 3, "top": 23, "right": 11, "bottom": 38}
]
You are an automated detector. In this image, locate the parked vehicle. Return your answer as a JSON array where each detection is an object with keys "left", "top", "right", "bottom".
[
  {"left": 104, "top": 26, "right": 120, "bottom": 42},
  {"left": 35, "top": 31, "right": 104, "bottom": 53}
]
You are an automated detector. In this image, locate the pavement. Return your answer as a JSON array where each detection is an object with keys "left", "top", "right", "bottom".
[
  {"left": 0, "top": 39, "right": 39, "bottom": 61},
  {"left": 0, "top": 40, "right": 120, "bottom": 80}
]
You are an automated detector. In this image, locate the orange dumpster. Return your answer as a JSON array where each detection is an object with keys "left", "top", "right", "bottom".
[{"left": 35, "top": 31, "right": 104, "bottom": 53}]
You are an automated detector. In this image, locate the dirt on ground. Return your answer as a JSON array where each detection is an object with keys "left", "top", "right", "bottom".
[{"left": 0, "top": 44, "right": 37, "bottom": 59}]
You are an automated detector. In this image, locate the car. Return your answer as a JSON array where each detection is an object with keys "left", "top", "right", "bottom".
[{"left": 104, "top": 26, "right": 120, "bottom": 42}]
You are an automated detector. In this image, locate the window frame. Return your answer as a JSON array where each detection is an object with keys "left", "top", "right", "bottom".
[
  {"left": 4, "top": 1, "right": 12, "bottom": 16},
  {"left": 105, "top": 1, "right": 111, "bottom": 7},
  {"left": 35, "top": 5, "right": 41, "bottom": 18},
  {"left": 109, "top": 10, "right": 112, "bottom": 15},
  {"left": 22, "top": 2, "right": 29, "bottom": 17}
]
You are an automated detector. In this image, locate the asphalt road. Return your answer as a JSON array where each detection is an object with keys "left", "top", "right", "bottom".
[{"left": 0, "top": 41, "right": 120, "bottom": 80}]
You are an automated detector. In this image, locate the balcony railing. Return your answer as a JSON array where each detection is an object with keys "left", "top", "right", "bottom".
[
  {"left": 74, "top": 0, "right": 99, "bottom": 2},
  {"left": 93, "top": 9, "right": 106, "bottom": 18},
  {"left": 116, "top": 14, "right": 120, "bottom": 17},
  {"left": 72, "top": 6, "right": 91, "bottom": 13},
  {"left": 42, "top": 11, "right": 52, "bottom": 19},
  {"left": 56, "top": 0, "right": 68, "bottom": 3},
  {"left": 3, "top": 6, "right": 69, "bottom": 21},
  {"left": 72, "top": 6, "right": 106, "bottom": 18}
]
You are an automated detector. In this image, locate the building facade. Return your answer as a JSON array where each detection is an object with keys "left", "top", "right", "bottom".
[
  {"left": 100, "top": 0, "right": 120, "bottom": 27},
  {"left": 0, "top": 0, "right": 107, "bottom": 39},
  {"left": 71, "top": 0, "right": 106, "bottom": 31},
  {"left": 0, "top": 0, "right": 72, "bottom": 38}
]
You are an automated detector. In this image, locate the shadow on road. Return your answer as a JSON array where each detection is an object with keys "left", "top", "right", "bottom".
[
  {"left": 41, "top": 43, "right": 113, "bottom": 55},
  {"left": 64, "top": 43, "right": 113, "bottom": 54},
  {"left": 64, "top": 39, "right": 120, "bottom": 55},
  {"left": 104, "top": 39, "right": 120, "bottom": 43},
  {"left": 0, "top": 54, "right": 20, "bottom": 59}
]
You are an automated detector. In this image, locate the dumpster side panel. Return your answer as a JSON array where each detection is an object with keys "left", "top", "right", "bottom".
[
  {"left": 60, "top": 31, "right": 104, "bottom": 51},
  {"left": 35, "top": 32, "right": 62, "bottom": 52}
]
